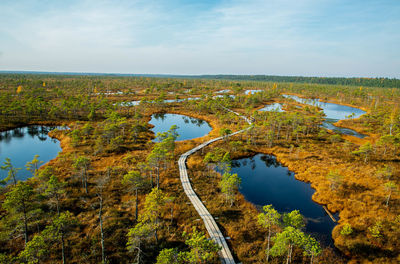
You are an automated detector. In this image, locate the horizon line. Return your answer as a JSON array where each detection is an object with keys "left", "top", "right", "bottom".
[{"left": 0, "top": 70, "right": 398, "bottom": 80}]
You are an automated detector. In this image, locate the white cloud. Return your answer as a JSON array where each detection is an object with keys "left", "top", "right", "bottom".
[{"left": 0, "top": 0, "right": 399, "bottom": 77}]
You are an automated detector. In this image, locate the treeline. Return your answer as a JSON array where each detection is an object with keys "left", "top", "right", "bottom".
[{"left": 197, "top": 75, "right": 400, "bottom": 88}]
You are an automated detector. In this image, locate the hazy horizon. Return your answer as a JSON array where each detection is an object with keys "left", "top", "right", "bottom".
[
  {"left": 1, "top": 0, "right": 399, "bottom": 78},
  {"left": 0, "top": 70, "right": 398, "bottom": 79}
]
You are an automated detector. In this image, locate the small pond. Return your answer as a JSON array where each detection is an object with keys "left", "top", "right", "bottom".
[
  {"left": 118, "top": 98, "right": 201, "bottom": 106},
  {"left": 245, "top": 89, "right": 262, "bottom": 95},
  {"left": 213, "top": 94, "right": 235, "bottom": 99},
  {"left": 283, "top": 94, "right": 366, "bottom": 138},
  {"left": 230, "top": 153, "right": 337, "bottom": 245},
  {"left": 216, "top": 89, "right": 231, "bottom": 94},
  {"left": 149, "top": 113, "right": 212, "bottom": 141},
  {"left": 259, "top": 103, "right": 284, "bottom": 112},
  {"left": 0, "top": 126, "right": 63, "bottom": 182}
]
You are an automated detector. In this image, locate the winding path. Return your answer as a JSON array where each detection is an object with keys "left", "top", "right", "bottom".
[{"left": 178, "top": 108, "right": 251, "bottom": 264}]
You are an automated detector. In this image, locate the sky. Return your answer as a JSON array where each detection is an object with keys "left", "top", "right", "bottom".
[{"left": 0, "top": 0, "right": 399, "bottom": 77}]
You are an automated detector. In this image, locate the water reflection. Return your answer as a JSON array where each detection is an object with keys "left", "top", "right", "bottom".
[
  {"left": 229, "top": 154, "right": 337, "bottom": 245},
  {"left": 283, "top": 94, "right": 366, "bottom": 138},
  {"left": 0, "top": 126, "right": 62, "bottom": 181},
  {"left": 149, "top": 114, "right": 212, "bottom": 141},
  {"left": 259, "top": 103, "right": 284, "bottom": 112}
]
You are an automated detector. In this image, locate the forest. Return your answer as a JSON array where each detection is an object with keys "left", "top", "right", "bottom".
[{"left": 0, "top": 73, "right": 399, "bottom": 264}]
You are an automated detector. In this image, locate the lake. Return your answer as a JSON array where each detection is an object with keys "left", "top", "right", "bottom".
[
  {"left": 0, "top": 126, "right": 62, "bottom": 182},
  {"left": 230, "top": 153, "right": 337, "bottom": 245},
  {"left": 149, "top": 113, "right": 212, "bottom": 141}
]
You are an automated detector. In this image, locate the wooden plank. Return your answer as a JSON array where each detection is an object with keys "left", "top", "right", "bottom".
[
  {"left": 323, "top": 206, "right": 337, "bottom": 222},
  {"left": 177, "top": 108, "right": 250, "bottom": 264}
]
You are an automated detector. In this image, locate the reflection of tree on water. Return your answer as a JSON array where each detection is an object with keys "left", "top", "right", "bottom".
[
  {"left": 12, "top": 128, "right": 24, "bottom": 138},
  {"left": 260, "top": 155, "right": 281, "bottom": 168},
  {"left": 0, "top": 126, "right": 60, "bottom": 143},
  {"left": 153, "top": 113, "right": 166, "bottom": 121},
  {"left": 0, "top": 131, "right": 12, "bottom": 142},
  {"left": 153, "top": 114, "right": 207, "bottom": 128},
  {"left": 232, "top": 154, "right": 287, "bottom": 170},
  {"left": 181, "top": 116, "right": 205, "bottom": 127},
  {"left": 232, "top": 156, "right": 257, "bottom": 170}
]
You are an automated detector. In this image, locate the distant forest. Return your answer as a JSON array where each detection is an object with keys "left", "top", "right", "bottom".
[
  {"left": 197, "top": 75, "right": 400, "bottom": 88},
  {"left": 1, "top": 71, "right": 399, "bottom": 88}
]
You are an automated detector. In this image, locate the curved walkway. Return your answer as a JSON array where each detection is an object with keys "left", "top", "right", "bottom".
[{"left": 178, "top": 108, "right": 251, "bottom": 264}]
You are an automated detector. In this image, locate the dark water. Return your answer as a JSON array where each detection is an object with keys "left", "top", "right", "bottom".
[
  {"left": 283, "top": 94, "right": 366, "bottom": 138},
  {"left": 230, "top": 154, "right": 337, "bottom": 245},
  {"left": 0, "top": 126, "right": 63, "bottom": 182},
  {"left": 149, "top": 113, "right": 212, "bottom": 141}
]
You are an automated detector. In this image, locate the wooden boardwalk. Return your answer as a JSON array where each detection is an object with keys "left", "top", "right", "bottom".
[{"left": 178, "top": 108, "right": 251, "bottom": 264}]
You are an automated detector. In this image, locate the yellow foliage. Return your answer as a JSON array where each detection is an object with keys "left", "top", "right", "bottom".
[
  {"left": 16, "top": 85, "right": 22, "bottom": 94},
  {"left": 43, "top": 82, "right": 46, "bottom": 87}
]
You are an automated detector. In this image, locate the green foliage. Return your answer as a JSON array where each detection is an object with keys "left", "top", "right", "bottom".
[
  {"left": 1, "top": 158, "right": 21, "bottom": 185},
  {"left": 73, "top": 156, "right": 90, "bottom": 193},
  {"left": 48, "top": 211, "right": 77, "bottom": 239},
  {"left": 220, "top": 127, "right": 232, "bottom": 140},
  {"left": 18, "top": 211, "right": 77, "bottom": 264},
  {"left": 0, "top": 253, "right": 14, "bottom": 264},
  {"left": 123, "top": 170, "right": 146, "bottom": 220},
  {"left": 156, "top": 228, "right": 220, "bottom": 264},
  {"left": 147, "top": 126, "right": 179, "bottom": 188},
  {"left": 384, "top": 181, "right": 398, "bottom": 207},
  {"left": 229, "top": 140, "right": 243, "bottom": 152},
  {"left": 329, "top": 134, "right": 342, "bottom": 143},
  {"left": 219, "top": 152, "right": 232, "bottom": 173},
  {"left": 301, "top": 234, "right": 322, "bottom": 262},
  {"left": 326, "top": 170, "right": 344, "bottom": 191},
  {"left": 126, "top": 221, "right": 153, "bottom": 263},
  {"left": 140, "top": 188, "right": 168, "bottom": 225},
  {"left": 44, "top": 175, "right": 66, "bottom": 214},
  {"left": 270, "top": 226, "right": 303, "bottom": 257},
  {"left": 109, "top": 135, "right": 124, "bottom": 151},
  {"left": 369, "top": 221, "right": 383, "bottom": 238},
  {"left": 25, "top": 155, "right": 43, "bottom": 177},
  {"left": 181, "top": 228, "right": 221, "bottom": 263},
  {"left": 156, "top": 248, "right": 180, "bottom": 264},
  {"left": 18, "top": 233, "right": 48, "bottom": 264},
  {"left": 340, "top": 223, "right": 353, "bottom": 236},
  {"left": 282, "top": 210, "right": 305, "bottom": 230},
  {"left": 199, "top": 75, "right": 400, "bottom": 88},
  {"left": 376, "top": 165, "right": 393, "bottom": 180},
  {"left": 257, "top": 204, "right": 281, "bottom": 263},
  {"left": 122, "top": 171, "right": 145, "bottom": 192},
  {"left": 3, "top": 181, "right": 38, "bottom": 245},
  {"left": 352, "top": 142, "right": 373, "bottom": 163},
  {"left": 219, "top": 172, "right": 241, "bottom": 207},
  {"left": 36, "top": 165, "right": 54, "bottom": 183},
  {"left": 257, "top": 205, "right": 281, "bottom": 230}
]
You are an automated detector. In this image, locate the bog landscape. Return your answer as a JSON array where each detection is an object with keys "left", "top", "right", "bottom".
[
  {"left": 0, "top": 74, "right": 399, "bottom": 264},
  {"left": 1, "top": 1, "right": 399, "bottom": 263}
]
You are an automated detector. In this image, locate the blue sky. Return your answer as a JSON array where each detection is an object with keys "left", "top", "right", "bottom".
[{"left": 0, "top": 0, "right": 399, "bottom": 77}]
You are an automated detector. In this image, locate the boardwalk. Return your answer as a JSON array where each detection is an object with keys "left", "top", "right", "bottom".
[{"left": 178, "top": 108, "right": 251, "bottom": 264}]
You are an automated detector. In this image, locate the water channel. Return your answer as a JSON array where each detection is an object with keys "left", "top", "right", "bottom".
[{"left": 283, "top": 94, "right": 366, "bottom": 138}]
